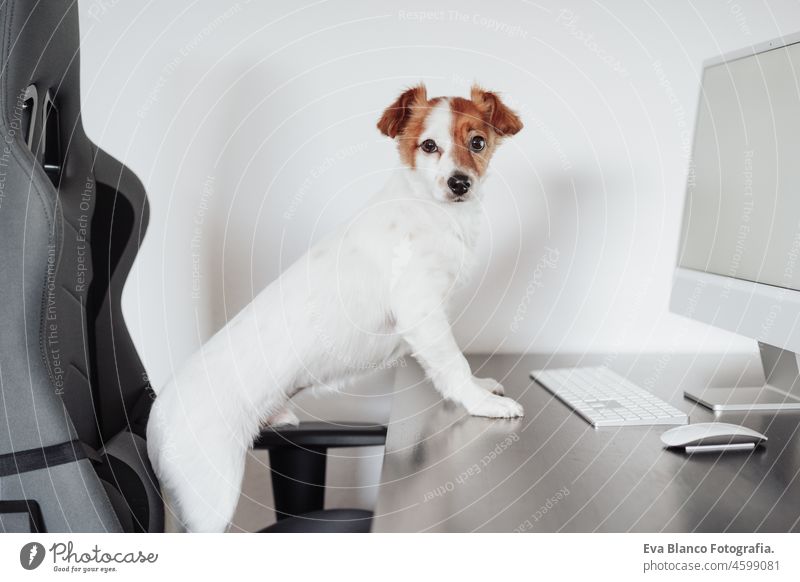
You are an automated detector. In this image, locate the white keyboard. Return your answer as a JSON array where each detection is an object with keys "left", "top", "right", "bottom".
[{"left": 531, "top": 366, "right": 689, "bottom": 427}]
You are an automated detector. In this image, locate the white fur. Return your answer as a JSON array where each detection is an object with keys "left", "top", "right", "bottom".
[
  {"left": 147, "top": 99, "right": 523, "bottom": 532},
  {"left": 412, "top": 101, "right": 458, "bottom": 203}
]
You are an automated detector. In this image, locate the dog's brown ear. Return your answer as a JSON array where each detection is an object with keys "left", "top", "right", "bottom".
[
  {"left": 471, "top": 85, "right": 523, "bottom": 137},
  {"left": 377, "top": 84, "right": 427, "bottom": 138}
]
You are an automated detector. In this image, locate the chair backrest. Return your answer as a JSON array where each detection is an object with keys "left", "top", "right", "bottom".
[{"left": 0, "top": 0, "right": 162, "bottom": 532}]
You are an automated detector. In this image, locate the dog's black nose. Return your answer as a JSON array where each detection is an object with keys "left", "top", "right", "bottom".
[{"left": 447, "top": 173, "right": 471, "bottom": 196}]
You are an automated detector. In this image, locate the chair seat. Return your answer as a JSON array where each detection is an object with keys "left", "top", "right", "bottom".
[{"left": 259, "top": 509, "right": 373, "bottom": 533}]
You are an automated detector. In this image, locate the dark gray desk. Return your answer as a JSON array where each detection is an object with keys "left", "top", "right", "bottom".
[{"left": 373, "top": 353, "right": 800, "bottom": 532}]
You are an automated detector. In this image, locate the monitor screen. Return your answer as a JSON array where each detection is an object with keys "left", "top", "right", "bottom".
[{"left": 678, "top": 41, "right": 800, "bottom": 292}]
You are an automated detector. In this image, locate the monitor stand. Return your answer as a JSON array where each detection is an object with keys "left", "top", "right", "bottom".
[{"left": 685, "top": 342, "right": 800, "bottom": 411}]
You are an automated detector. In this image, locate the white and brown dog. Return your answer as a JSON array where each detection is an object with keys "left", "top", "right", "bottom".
[{"left": 147, "top": 84, "right": 524, "bottom": 532}]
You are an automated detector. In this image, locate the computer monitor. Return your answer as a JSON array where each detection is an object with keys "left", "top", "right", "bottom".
[{"left": 671, "top": 34, "right": 800, "bottom": 411}]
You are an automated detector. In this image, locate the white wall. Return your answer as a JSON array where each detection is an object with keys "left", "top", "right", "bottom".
[
  {"left": 78, "top": 0, "right": 800, "bottom": 391},
  {"left": 76, "top": 0, "right": 800, "bottom": 529}
]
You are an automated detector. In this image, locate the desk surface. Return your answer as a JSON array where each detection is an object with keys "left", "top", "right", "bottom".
[{"left": 372, "top": 353, "right": 800, "bottom": 532}]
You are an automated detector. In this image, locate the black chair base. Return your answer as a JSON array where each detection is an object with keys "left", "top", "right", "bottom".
[
  {"left": 254, "top": 421, "right": 387, "bottom": 528},
  {"left": 259, "top": 509, "right": 373, "bottom": 533}
]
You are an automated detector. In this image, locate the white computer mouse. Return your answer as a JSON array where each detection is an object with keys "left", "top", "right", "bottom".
[{"left": 661, "top": 422, "right": 767, "bottom": 448}]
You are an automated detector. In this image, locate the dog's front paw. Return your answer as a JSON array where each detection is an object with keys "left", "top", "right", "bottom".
[
  {"left": 466, "top": 393, "right": 524, "bottom": 419},
  {"left": 265, "top": 408, "right": 300, "bottom": 428},
  {"left": 474, "top": 376, "right": 505, "bottom": 396}
]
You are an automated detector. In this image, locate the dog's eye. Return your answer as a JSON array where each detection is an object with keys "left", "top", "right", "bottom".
[
  {"left": 420, "top": 139, "right": 438, "bottom": 154},
  {"left": 470, "top": 135, "right": 486, "bottom": 152}
]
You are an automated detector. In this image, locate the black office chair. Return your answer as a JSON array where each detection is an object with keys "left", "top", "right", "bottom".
[
  {"left": 255, "top": 421, "right": 386, "bottom": 533},
  {"left": 0, "top": 0, "right": 384, "bottom": 534}
]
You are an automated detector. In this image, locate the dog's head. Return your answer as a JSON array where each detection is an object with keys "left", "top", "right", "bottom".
[{"left": 377, "top": 83, "right": 522, "bottom": 203}]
